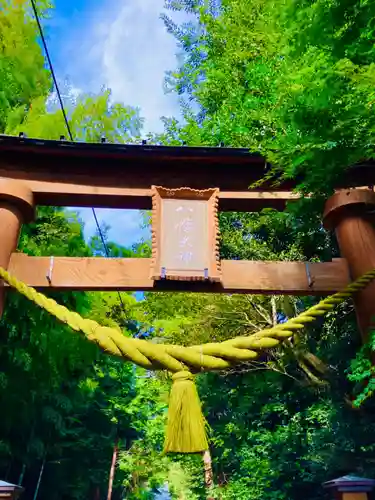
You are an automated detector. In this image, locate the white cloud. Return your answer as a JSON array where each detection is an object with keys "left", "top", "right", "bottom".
[
  {"left": 59, "top": 0, "right": 190, "bottom": 134},
  {"left": 98, "top": 0, "right": 184, "bottom": 133}
]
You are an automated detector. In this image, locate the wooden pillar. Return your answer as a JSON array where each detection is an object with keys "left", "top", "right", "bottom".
[
  {"left": 323, "top": 189, "right": 375, "bottom": 340},
  {"left": 323, "top": 475, "right": 375, "bottom": 500},
  {"left": 0, "top": 179, "right": 34, "bottom": 316}
]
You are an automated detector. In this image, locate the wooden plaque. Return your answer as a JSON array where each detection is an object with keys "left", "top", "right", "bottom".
[{"left": 150, "top": 186, "right": 221, "bottom": 281}]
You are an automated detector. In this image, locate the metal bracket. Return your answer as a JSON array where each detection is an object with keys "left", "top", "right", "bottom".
[
  {"left": 305, "top": 262, "right": 314, "bottom": 288},
  {"left": 161, "top": 267, "right": 166, "bottom": 279},
  {"left": 204, "top": 268, "right": 209, "bottom": 280},
  {"left": 46, "top": 256, "right": 54, "bottom": 285}
]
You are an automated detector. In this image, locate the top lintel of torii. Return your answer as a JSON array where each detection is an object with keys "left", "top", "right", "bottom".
[{"left": 0, "top": 134, "right": 374, "bottom": 212}]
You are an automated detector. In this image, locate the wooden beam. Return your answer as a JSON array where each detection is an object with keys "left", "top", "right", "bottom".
[
  {"left": 28, "top": 181, "right": 152, "bottom": 210},
  {"left": 6, "top": 181, "right": 372, "bottom": 212},
  {"left": 219, "top": 191, "right": 300, "bottom": 211},
  {"left": 1, "top": 136, "right": 375, "bottom": 200},
  {"left": 8, "top": 253, "right": 350, "bottom": 295},
  {"left": 22, "top": 180, "right": 299, "bottom": 211},
  {"left": 5, "top": 180, "right": 372, "bottom": 212}
]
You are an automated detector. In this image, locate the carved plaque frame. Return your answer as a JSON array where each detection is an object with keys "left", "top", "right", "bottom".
[{"left": 150, "top": 186, "right": 221, "bottom": 282}]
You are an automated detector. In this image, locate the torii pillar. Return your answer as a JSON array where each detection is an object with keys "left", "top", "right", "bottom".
[
  {"left": 0, "top": 179, "right": 34, "bottom": 316},
  {"left": 323, "top": 189, "right": 375, "bottom": 341}
]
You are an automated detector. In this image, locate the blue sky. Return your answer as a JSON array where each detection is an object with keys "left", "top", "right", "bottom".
[{"left": 44, "top": 0, "right": 189, "bottom": 247}]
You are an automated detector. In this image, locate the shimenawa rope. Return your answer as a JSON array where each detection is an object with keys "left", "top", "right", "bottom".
[{"left": 1, "top": 266, "right": 375, "bottom": 453}]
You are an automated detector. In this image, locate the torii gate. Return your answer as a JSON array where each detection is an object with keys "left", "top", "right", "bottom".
[
  {"left": 2, "top": 133, "right": 375, "bottom": 492},
  {"left": 1, "top": 133, "right": 375, "bottom": 337},
  {"left": 1, "top": 134, "right": 375, "bottom": 497}
]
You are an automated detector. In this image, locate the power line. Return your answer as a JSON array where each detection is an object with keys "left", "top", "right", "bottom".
[
  {"left": 30, "top": 0, "right": 73, "bottom": 142},
  {"left": 30, "top": 0, "right": 127, "bottom": 314}
]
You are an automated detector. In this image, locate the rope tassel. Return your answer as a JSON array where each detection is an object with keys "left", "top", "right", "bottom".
[{"left": 164, "top": 371, "right": 208, "bottom": 454}]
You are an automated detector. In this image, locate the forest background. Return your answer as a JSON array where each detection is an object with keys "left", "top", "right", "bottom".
[{"left": 1, "top": 0, "right": 375, "bottom": 499}]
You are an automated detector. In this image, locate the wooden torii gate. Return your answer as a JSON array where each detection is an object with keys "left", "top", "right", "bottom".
[
  {"left": 2, "top": 134, "right": 375, "bottom": 498},
  {"left": 1, "top": 134, "right": 375, "bottom": 340}
]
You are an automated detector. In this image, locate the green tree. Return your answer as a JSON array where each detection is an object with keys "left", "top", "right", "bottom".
[
  {"left": 6, "top": 90, "right": 143, "bottom": 143},
  {"left": 0, "top": 0, "right": 51, "bottom": 132},
  {"left": 0, "top": 205, "right": 145, "bottom": 499},
  {"left": 162, "top": 0, "right": 375, "bottom": 195}
]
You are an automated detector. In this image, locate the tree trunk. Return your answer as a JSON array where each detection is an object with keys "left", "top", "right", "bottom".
[
  {"left": 33, "top": 457, "right": 46, "bottom": 500},
  {"left": 203, "top": 449, "right": 214, "bottom": 500},
  {"left": 107, "top": 437, "right": 119, "bottom": 500},
  {"left": 271, "top": 296, "right": 277, "bottom": 327}
]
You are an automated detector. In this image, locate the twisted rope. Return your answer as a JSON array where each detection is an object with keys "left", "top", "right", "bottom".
[{"left": 1, "top": 266, "right": 375, "bottom": 373}]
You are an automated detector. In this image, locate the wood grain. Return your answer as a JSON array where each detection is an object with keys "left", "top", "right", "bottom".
[
  {"left": 0, "top": 180, "right": 33, "bottom": 316},
  {"left": 324, "top": 189, "right": 375, "bottom": 340},
  {"left": 0, "top": 178, "right": 300, "bottom": 211},
  {"left": 8, "top": 254, "right": 350, "bottom": 295},
  {"left": 0, "top": 206, "right": 23, "bottom": 316},
  {"left": 1, "top": 136, "right": 375, "bottom": 195},
  {"left": 335, "top": 216, "right": 375, "bottom": 339},
  {"left": 150, "top": 186, "right": 221, "bottom": 281},
  {"left": 324, "top": 188, "right": 375, "bottom": 230}
]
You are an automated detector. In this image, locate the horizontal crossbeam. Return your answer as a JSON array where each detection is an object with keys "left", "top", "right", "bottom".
[
  {"left": 8, "top": 254, "right": 350, "bottom": 295},
  {"left": 1, "top": 134, "right": 374, "bottom": 212},
  {"left": 1, "top": 179, "right": 300, "bottom": 211}
]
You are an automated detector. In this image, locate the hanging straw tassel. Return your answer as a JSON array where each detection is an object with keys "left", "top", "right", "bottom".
[{"left": 164, "top": 371, "right": 208, "bottom": 453}]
